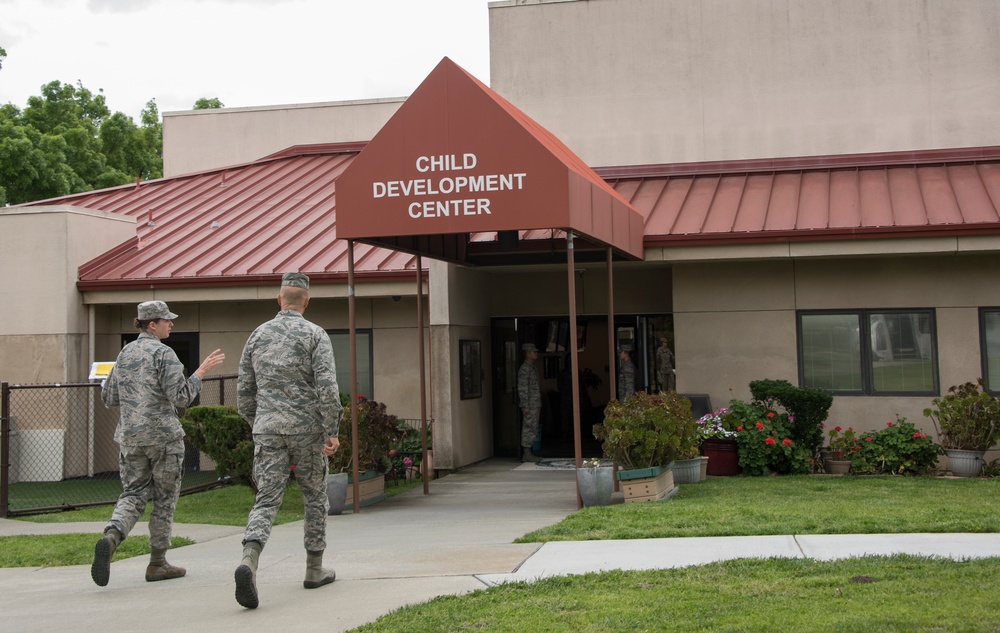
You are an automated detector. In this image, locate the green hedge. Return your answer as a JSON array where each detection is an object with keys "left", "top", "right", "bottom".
[{"left": 181, "top": 405, "right": 255, "bottom": 491}]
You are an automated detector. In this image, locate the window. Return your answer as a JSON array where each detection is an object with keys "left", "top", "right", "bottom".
[
  {"left": 327, "top": 330, "right": 373, "bottom": 400},
  {"left": 981, "top": 309, "right": 1000, "bottom": 393},
  {"left": 798, "top": 310, "right": 937, "bottom": 395}
]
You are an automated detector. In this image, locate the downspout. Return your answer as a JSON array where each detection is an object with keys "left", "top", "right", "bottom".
[{"left": 88, "top": 304, "right": 96, "bottom": 478}]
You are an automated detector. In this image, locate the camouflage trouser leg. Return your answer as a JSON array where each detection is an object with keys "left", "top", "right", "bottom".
[
  {"left": 521, "top": 407, "right": 540, "bottom": 448},
  {"left": 107, "top": 438, "right": 185, "bottom": 550},
  {"left": 244, "top": 433, "right": 329, "bottom": 551}
]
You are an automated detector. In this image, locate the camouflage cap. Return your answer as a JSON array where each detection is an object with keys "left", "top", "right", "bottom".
[
  {"left": 281, "top": 272, "right": 310, "bottom": 289},
  {"left": 137, "top": 300, "right": 178, "bottom": 321},
  {"left": 621, "top": 344, "right": 633, "bottom": 352},
  {"left": 522, "top": 343, "right": 538, "bottom": 352}
]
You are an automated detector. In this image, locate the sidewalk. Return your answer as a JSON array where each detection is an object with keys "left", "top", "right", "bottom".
[{"left": 2, "top": 458, "right": 999, "bottom": 633}]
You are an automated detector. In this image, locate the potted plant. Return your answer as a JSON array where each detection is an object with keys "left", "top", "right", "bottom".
[
  {"left": 593, "top": 392, "right": 699, "bottom": 502},
  {"left": 697, "top": 406, "right": 742, "bottom": 476},
  {"left": 924, "top": 379, "right": 1000, "bottom": 477},
  {"left": 825, "top": 425, "right": 857, "bottom": 474},
  {"left": 327, "top": 395, "right": 397, "bottom": 513},
  {"left": 576, "top": 457, "right": 613, "bottom": 507}
]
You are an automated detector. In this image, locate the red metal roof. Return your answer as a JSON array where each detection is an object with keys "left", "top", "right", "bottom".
[
  {"left": 15, "top": 145, "right": 1000, "bottom": 292},
  {"left": 600, "top": 147, "right": 1000, "bottom": 247}
]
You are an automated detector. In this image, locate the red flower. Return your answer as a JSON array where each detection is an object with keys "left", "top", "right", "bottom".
[
  {"left": 920, "top": 434, "right": 927, "bottom": 439},
  {"left": 737, "top": 425, "right": 743, "bottom": 432},
  {"left": 767, "top": 412, "right": 775, "bottom": 418},
  {"left": 847, "top": 427, "right": 854, "bottom": 431},
  {"left": 765, "top": 437, "right": 776, "bottom": 445},
  {"left": 834, "top": 426, "right": 842, "bottom": 432},
  {"left": 886, "top": 421, "right": 894, "bottom": 427},
  {"left": 913, "top": 432, "right": 921, "bottom": 438},
  {"left": 865, "top": 436, "right": 873, "bottom": 442},
  {"left": 782, "top": 438, "right": 792, "bottom": 446},
  {"left": 755, "top": 422, "right": 765, "bottom": 430}
]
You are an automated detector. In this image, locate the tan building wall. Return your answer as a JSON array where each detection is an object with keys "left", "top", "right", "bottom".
[
  {"left": 489, "top": 0, "right": 1000, "bottom": 167},
  {"left": 162, "top": 98, "right": 404, "bottom": 176},
  {"left": 673, "top": 252, "right": 1000, "bottom": 460},
  {"left": 0, "top": 207, "right": 135, "bottom": 384}
]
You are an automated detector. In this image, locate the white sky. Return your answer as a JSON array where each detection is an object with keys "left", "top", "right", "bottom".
[{"left": 0, "top": 0, "right": 492, "bottom": 121}]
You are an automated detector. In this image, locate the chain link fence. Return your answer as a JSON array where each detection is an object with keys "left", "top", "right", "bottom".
[{"left": 1, "top": 374, "right": 238, "bottom": 517}]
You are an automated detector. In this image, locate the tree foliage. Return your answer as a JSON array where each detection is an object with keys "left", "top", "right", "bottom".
[
  {"left": 0, "top": 80, "right": 163, "bottom": 205},
  {"left": 193, "top": 97, "right": 225, "bottom": 109}
]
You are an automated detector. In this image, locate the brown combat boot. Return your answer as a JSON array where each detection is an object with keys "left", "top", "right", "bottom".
[
  {"left": 145, "top": 548, "right": 187, "bottom": 582},
  {"left": 235, "top": 541, "right": 262, "bottom": 609},
  {"left": 91, "top": 527, "right": 122, "bottom": 587}
]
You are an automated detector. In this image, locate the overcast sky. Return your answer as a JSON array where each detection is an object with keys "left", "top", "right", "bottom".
[{"left": 0, "top": 0, "right": 491, "bottom": 121}]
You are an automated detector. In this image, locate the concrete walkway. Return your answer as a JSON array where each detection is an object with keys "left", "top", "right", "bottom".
[{"left": 2, "top": 458, "right": 999, "bottom": 633}]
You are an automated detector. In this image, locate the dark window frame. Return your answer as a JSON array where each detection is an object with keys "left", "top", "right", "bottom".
[
  {"left": 980, "top": 307, "right": 1000, "bottom": 395},
  {"left": 797, "top": 308, "right": 938, "bottom": 396},
  {"left": 326, "top": 328, "right": 374, "bottom": 401}
]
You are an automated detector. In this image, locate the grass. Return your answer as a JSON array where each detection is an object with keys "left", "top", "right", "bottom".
[
  {"left": 349, "top": 556, "right": 1000, "bottom": 632},
  {"left": 518, "top": 475, "right": 1000, "bottom": 542},
  {"left": 0, "top": 534, "right": 194, "bottom": 568}
]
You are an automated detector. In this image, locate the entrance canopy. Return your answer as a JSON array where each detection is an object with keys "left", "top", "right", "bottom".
[{"left": 337, "top": 57, "right": 644, "bottom": 264}]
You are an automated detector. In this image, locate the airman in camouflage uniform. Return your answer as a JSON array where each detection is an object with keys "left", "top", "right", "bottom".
[
  {"left": 656, "top": 337, "right": 675, "bottom": 392},
  {"left": 234, "top": 272, "right": 343, "bottom": 609},
  {"left": 618, "top": 344, "right": 637, "bottom": 401},
  {"left": 517, "top": 342, "right": 541, "bottom": 461},
  {"left": 92, "top": 300, "right": 225, "bottom": 587}
]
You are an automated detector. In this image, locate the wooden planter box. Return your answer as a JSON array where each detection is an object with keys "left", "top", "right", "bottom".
[
  {"left": 344, "top": 470, "right": 387, "bottom": 509},
  {"left": 616, "top": 465, "right": 676, "bottom": 503}
]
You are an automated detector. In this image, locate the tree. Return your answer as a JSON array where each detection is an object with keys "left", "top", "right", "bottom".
[
  {"left": 0, "top": 80, "right": 163, "bottom": 205},
  {"left": 0, "top": 46, "right": 7, "bottom": 71},
  {"left": 193, "top": 97, "right": 225, "bottom": 109}
]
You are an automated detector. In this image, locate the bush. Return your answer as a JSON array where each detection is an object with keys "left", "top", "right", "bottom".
[
  {"left": 594, "top": 392, "right": 699, "bottom": 471},
  {"left": 180, "top": 405, "right": 255, "bottom": 490},
  {"left": 329, "top": 395, "right": 398, "bottom": 474},
  {"left": 850, "top": 417, "right": 944, "bottom": 475},
  {"left": 734, "top": 410, "right": 812, "bottom": 476},
  {"left": 750, "top": 379, "right": 833, "bottom": 455},
  {"left": 923, "top": 379, "right": 1000, "bottom": 451}
]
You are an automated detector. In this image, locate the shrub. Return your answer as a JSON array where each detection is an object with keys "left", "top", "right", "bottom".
[
  {"left": 180, "top": 405, "right": 255, "bottom": 490},
  {"left": 923, "top": 379, "right": 1000, "bottom": 451},
  {"left": 734, "top": 410, "right": 812, "bottom": 476},
  {"left": 750, "top": 379, "right": 833, "bottom": 455},
  {"left": 594, "top": 392, "right": 699, "bottom": 471},
  {"left": 329, "top": 395, "right": 398, "bottom": 474},
  {"left": 850, "top": 417, "right": 944, "bottom": 475}
]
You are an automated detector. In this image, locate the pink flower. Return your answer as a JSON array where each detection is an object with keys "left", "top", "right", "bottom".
[
  {"left": 765, "top": 437, "right": 776, "bottom": 445},
  {"left": 403, "top": 456, "right": 413, "bottom": 467}
]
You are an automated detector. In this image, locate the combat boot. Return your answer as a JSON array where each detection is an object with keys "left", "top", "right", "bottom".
[
  {"left": 303, "top": 550, "right": 336, "bottom": 589},
  {"left": 91, "top": 527, "right": 122, "bottom": 587},
  {"left": 235, "top": 541, "right": 262, "bottom": 609},
  {"left": 145, "top": 548, "right": 186, "bottom": 582}
]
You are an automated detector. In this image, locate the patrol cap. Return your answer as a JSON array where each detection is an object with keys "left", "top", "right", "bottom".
[
  {"left": 522, "top": 343, "right": 538, "bottom": 352},
  {"left": 137, "top": 300, "right": 178, "bottom": 321},
  {"left": 621, "top": 344, "right": 633, "bottom": 352},
  {"left": 281, "top": 272, "right": 310, "bottom": 290},
  {"left": 660, "top": 337, "right": 668, "bottom": 343}
]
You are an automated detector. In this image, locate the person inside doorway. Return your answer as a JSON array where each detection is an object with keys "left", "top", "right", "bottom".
[
  {"left": 618, "top": 344, "right": 636, "bottom": 401},
  {"left": 656, "top": 337, "right": 675, "bottom": 392},
  {"left": 517, "top": 342, "right": 542, "bottom": 461}
]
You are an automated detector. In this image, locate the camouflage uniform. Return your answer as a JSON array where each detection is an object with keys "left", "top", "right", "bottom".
[
  {"left": 101, "top": 331, "right": 203, "bottom": 549},
  {"left": 238, "top": 309, "right": 342, "bottom": 551},
  {"left": 618, "top": 357, "right": 636, "bottom": 401},
  {"left": 517, "top": 359, "right": 541, "bottom": 448},
  {"left": 656, "top": 344, "right": 675, "bottom": 392}
]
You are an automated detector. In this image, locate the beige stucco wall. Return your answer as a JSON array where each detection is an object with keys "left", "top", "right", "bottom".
[
  {"left": 162, "top": 98, "right": 404, "bottom": 176},
  {"left": 489, "top": 0, "right": 1000, "bottom": 167},
  {"left": 673, "top": 253, "right": 1000, "bottom": 445},
  {"left": 0, "top": 207, "right": 135, "bottom": 383}
]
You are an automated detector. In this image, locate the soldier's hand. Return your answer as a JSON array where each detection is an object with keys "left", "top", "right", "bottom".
[
  {"left": 323, "top": 437, "right": 340, "bottom": 456},
  {"left": 195, "top": 349, "right": 225, "bottom": 379}
]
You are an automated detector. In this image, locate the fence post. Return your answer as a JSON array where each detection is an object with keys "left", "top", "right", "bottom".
[
  {"left": 218, "top": 375, "right": 226, "bottom": 406},
  {"left": 1, "top": 382, "right": 10, "bottom": 517}
]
